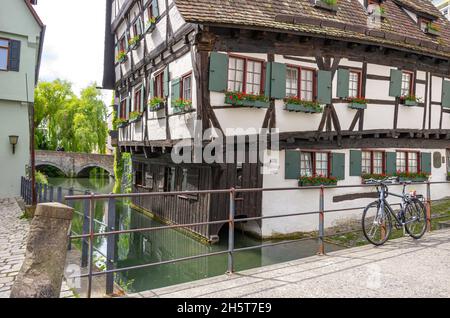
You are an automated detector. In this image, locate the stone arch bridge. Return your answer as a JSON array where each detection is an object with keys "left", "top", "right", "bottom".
[{"left": 36, "top": 150, "right": 114, "bottom": 178}]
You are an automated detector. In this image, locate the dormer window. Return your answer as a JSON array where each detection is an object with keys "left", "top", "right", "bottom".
[
  {"left": 312, "top": 0, "right": 338, "bottom": 13},
  {"left": 419, "top": 17, "right": 430, "bottom": 32},
  {"left": 367, "top": 0, "right": 386, "bottom": 19},
  {"left": 419, "top": 17, "right": 440, "bottom": 36}
]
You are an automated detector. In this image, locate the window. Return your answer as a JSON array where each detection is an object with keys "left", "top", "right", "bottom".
[
  {"left": 286, "top": 66, "right": 315, "bottom": 101},
  {"left": 119, "top": 36, "right": 126, "bottom": 52},
  {"left": 154, "top": 71, "right": 164, "bottom": 98},
  {"left": 120, "top": 98, "right": 127, "bottom": 119},
  {"left": 164, "top": 167, "right": 176, "bottom": 192},
  {"left": 227, "top": 55, "right": 263, "bottom": 95},
  {"left": 397, "top": 151, "right": 420, "bottom": 173},
  {"left": 418, "top": 17, "right": 430, "bottom": 32},
  {"left": 132, "top": 19, "right": 142, "bottom": 37},
  {"left": 349, "top": 70, "right": 362, "bottom": 98},
  {"left": 181, "top": 73, "right": 192, "bottom": 101},
  {"left": 286, "top": 67, "right": 299, "bottom": 97},
  {"left": 134, "top": 87, "right": 142, "bottom": 112},
  {"left": 401, "top": 71, "right": 414, "bottom": 96},
  {"left": 134, "top": 162, "right": 144, "bottom": 187},
  {"left": 362, "top": 151, "right": 385, "bottom": 174},
  {"left": 300, "top": 152, "right": 330, "bottom": 177},
  {"left": 0, "top": 39, "right": 9, "bottom": 71}
]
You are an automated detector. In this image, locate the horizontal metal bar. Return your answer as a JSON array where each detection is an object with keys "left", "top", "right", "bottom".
[
  {"left": 64, "top": 181, "right": 450, "bottom": 201},
  {"left": 73, "top": 210, "right": 108, "bottom": 228}
]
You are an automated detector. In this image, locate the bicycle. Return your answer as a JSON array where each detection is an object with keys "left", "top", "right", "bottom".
[{"left": 362, "top": 177, "right": 428, "bottom": 246}]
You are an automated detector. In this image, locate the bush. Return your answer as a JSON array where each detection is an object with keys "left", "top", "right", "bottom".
[{"left": 35, "top": 171, "right": 48, "bottom": 185}]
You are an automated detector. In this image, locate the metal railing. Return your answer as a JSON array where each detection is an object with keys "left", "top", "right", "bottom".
[{"left": 59, "top": 180, "right": 450, "bottom": 298}]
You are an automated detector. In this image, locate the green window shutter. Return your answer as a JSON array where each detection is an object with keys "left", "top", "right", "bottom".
[
  {"left": 125, "top": 97, "right": 130, "bottom": 119},
  {"left": 389, "top": 69, "right": 402, "bottom": 97},
  {"left": 385, "top": 152, "right": 397, "bottom": 175},
  {"left": 171, "top": 78, "right": 181, "bottom": 107},
  {"left": 285, "top": 150, "right": 300, "bottom": 180},
  {"left": 337, "top": 69, "right": 349, "bottom": 99},
  {"left": 442, "top": 80, "right": 450, "bottom": 108},
  {"left": 140, "top": 82, "right": 145, "bottom": 112},
  {"left": 209, "top": 52, "right": 228, "bottom": 92},
  {"left": 163, "top": 67, "right": 169, "bottom": 97},
  {"left": 269, "top": 62, "right": 287, "bottom": 99},
  {"left": 8, "top": 40, "right": 21, "bottom": 72},
  {"left": 264, "top": 62, "right": 272, "bottom": 98},
  {"left": 421, "top": 152, "right": 432, "bottom": 174},
  {"left": 330, "top": 153, "right": 345, "bottom": 181},
  {"left": 349, "top": 150, "right": 362, "bottom": 177},
  {"left": 317, "top": 70, "right": 332, "bottom": 104},
  {"left": 152, "top": 0, "right": 160, "bottom": 17},
  {"left": 125, "top": 31, "right": 129, "bottom": 50},
  {"left": 150, "top": 77, "right": 154, "bottom": 98},
  {"left": 117, "top": 102, "right": 122, "bottom": 119}
]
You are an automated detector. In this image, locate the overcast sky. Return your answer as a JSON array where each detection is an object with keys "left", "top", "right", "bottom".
[{"left": 34, "top": 0, "right": 113, "bottom": 105}]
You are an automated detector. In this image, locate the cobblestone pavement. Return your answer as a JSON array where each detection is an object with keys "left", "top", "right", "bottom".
[
  {"left": 130, "top": 229, "right": 450, "bottom": 298},
  {"left": 0, "top": 198, "right": 75, "bottom": 298},
  {"left": 0, "top": 198, "right": 29, "bottom": 298}
]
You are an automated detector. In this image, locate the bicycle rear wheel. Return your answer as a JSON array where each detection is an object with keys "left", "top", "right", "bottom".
[
  {"left": 404, "top": 198, "right": 427, "bottom": 239},
  {"left": 362, "top": 201, "right": 392, "bottom": 246}
]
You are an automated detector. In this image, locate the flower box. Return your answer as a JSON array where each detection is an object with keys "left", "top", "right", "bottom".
[
  {"left": 116, "top": 54, "right": 127, "bottom": 64},
  {"left": 173, "top": 105, "right": 193, "bottom": 114},
  {"left": 129, "top": 41, "right": 140, "bottom": 51},
  {"left": 117, "top": 121, "right": 128, "bottom": 128},
  {"left": 224, "top": 95, "right": 269, "bottom": 108},
  {"left": 148, "top": 102, "right": 165, "bottom": 112},
  {"left": 398, "top": 177, "right": 428, "bottom": 183},
  {"left": 285, "top": 103, "right": 322, "bottom": 113},
  {"left": 129, "top": 115, "right": 142, "bottom": 123},
  {"left": 348, "top": 102, "right": 367, "bottom": 110},
  {"left": 298, "top": 176, "right": 337, "bottom": 187},
  {"left": 145, "top": 22, "right": 156, "bottom": 33},
  {"left": 425, "top": 27, "right": 440, "bottom": 36},
  {"left": 402, "top": 100, "right": 418, "bottom": 107},
  {"left": 313, "top": 0, "right": 338, "bottom": 12}
]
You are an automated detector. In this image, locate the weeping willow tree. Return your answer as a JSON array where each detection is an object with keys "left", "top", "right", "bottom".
[{"left": 34, "top": 80, "right": 108, "bottom": 154}]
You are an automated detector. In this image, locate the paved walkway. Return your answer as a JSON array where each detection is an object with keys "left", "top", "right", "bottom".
[
  {"left": 0, "top": 198, "right": 29, "bottom": 298},
  {"left": 130, "top": 229, "right": 450, "bottom": 298},
  {"left": 0, "top": 198, "right": 75, "bottom": 298}
]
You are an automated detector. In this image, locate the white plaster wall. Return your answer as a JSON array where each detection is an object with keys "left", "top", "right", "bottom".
[
  {"left": 146, "top": 117, "right": 167, "bottom": 140},
  {"left": 366, "top": 63, "right": 391, "bottom": 77},
  {"left": 214, "top": 108, "right": 267, "bottom": 136},
  {"left": 168, "top": 0, "right": 186, "bottom": 33},
  {"left": 261, "top": 148, "right": 450, "bottom": 236}
]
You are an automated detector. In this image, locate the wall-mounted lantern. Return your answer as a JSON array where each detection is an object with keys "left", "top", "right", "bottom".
[{"left": 9, "top": 135, "right": 19, "bottom": 154}]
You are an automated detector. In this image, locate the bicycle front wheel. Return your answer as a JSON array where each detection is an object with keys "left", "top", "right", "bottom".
[
  {"left": 362, "top": 201, "right": 392, "bottom": 246},
  {"left": 404, "top": 198, "right": 427, "bottom": 239}
]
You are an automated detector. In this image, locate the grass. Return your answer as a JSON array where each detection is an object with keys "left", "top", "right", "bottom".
[{"left": 325, "top": 198, "right": 450, "bottom": 248}]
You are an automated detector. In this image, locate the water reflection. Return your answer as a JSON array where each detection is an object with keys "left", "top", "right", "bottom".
[{"left": 50, "top": 177, "right": 344, "bottom": 293}]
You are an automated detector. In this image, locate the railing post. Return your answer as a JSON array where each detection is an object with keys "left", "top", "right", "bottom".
[
  {"left": 20, "top": 177, "right": 24, "bottom": 198},
  {"left": 426, "top": 181, "right": 432, "bottom": 232},
  {"left": 49, "top": 185, "right": 54, "bottom": 202},
  {"left": 37, "top": 183, "right": 42, "bottom": 203},
  {"left": 43, "top": 184, "right": 48, "bottom": 202},
  {"left": 81, "top": 190, "right": 90, "bottom": 268},
  {"left": 318, "top": 185, "right": 325, "bottom": 256},
  {"left": 106, "top": 197, "right": 116, "bottom": 295},
  {"left": 227, "top": 188, "right": 236, "bottom": 274},
  {"left": 67, "top": 187, "right": 74, "bottom": 207},
  {"left": 87, "top": 193, "right": 95, "bottom": 298},
  {"left": 57, "top": 187, "right": 62, "bottom": 203}
]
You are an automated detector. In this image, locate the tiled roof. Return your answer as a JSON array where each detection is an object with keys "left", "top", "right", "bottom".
[{"left": 174, "top": 0, "right": 450, "bottom": 59}]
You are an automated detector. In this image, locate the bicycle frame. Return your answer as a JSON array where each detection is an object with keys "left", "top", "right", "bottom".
[{"left": 377, "top": 183, "right": 413, "bottom": 227}]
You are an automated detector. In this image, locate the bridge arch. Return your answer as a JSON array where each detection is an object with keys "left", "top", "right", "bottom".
[
  {"left": 75, "top": 164, "right": 114, "bottom": 178},
  {"left": 36, "top": 162, "right": 69, "bottom": 177}
]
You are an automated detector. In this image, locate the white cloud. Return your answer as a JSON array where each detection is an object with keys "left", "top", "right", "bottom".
[{"left": 35, "top": 0, "right": 113, "bottom": 105}]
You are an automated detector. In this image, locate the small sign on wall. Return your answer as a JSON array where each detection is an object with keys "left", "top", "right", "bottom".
[{"left": 433, "top": 152, "right": 442, "bottom": 169}]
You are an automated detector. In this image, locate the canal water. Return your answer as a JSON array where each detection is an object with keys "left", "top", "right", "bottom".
[{"left": 49, "top": 177, "right": 344, "bottom": 294}]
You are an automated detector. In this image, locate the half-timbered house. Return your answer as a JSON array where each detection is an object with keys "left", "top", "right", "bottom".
[{"left": 103, "top": 0, "right": 450, "bottom": 242}]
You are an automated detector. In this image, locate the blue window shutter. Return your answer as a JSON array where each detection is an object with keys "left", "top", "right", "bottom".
[
  {"left": 270, "top": 62, "right": 287, "bottom": 99},
  {"left": 8, "top": 40, "right": 21, "bottom": 72},
  {"left": 349, "top": 150, "right": 362, "bottom": 176},
  {"left": 171, "top": 78, "right": 181, "bottom": 107},
  {"left": 209, "top": 52, "right": 228, "bottom": 92},
  {"left": 331, "top": 153, "right": 345, "bottom": 180},
  {"left": 125, "top": 31, "right": 129, "bottom": 50},
  {"left": 163, "top": 67, "right": 169, "bottom": 97},
  {"left": 317, "top": 70, "right": 332, "bottom": 104},
  {"left": 389, "top": 69, "right": 403, "bottom": 97},
  {"left": 285, "top": 150, "right": 300, "bottom": 180},
  {"left": 337, "top": 69, "right": 349, "bottom": 99},
  {"left": 152, "top": 0, "right": 160, "bottom": 17},
  {"left": 385, "top": 152, "right": 397, "bottom": 175},
  {"left": 442, "top": 80, "right": 450, "bottom": 109},
  {"left": 421, "top": 152, "right": 432, "bottom": 174}
]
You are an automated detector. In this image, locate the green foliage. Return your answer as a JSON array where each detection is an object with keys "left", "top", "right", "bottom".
[
  {"left": 298, "top": 175, "right": 337, "bottom": 186},
  {"left": 129, "top": 111, "right": 142, "bottom": 121},
  {"left": 284, "top": 97, "right": 323, "bottom": 112},
  {"left": 148, "top": 97, "right": 165, "bottom": 109},
  {"left": 35, "top": 171, "right": 48, "bottom": 185},
  {"left": 34, "top": 80, "right": 108, "bottom": 154}
]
